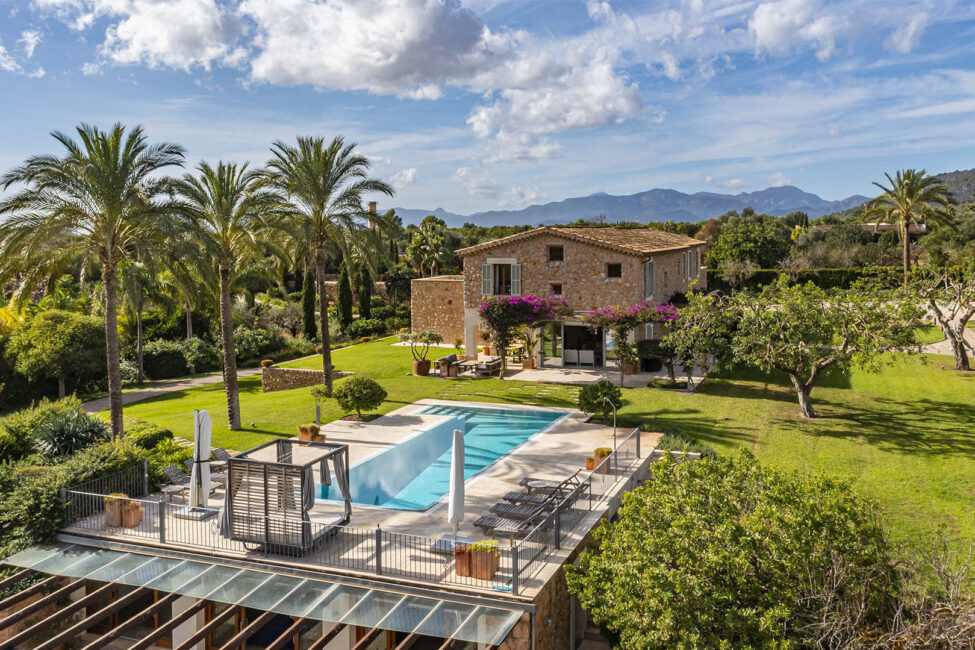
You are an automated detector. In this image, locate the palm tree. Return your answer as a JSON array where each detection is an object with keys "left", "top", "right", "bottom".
[
  {"left": 863, "top": 170, "right": 953, "bottom": 279},
  {"left": 176, "top": 161, "right": 283, "bottom": 430},
  {"left": 263, "top": 136, "right": 393, "bottom": 394},
  {"left": 118, "top": 260, "right": 157, "bottom": 384},
  {"left": 0, "top": 123, "right": 184, "bottom": 438}
]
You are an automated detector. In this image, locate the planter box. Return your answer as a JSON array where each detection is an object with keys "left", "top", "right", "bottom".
[
  {"left": 621, "top": 362, "right": 638, "bottom": 375},
  {"left": 593, "top": 450, "right": 612, "bottom": 475},
  {"left": 104, "top": 494, "right": 127, "bottom": 527},
  {"left": 454, "top": 546, "right": 472, "bottom": 577},
  {"left": 122, "top": 504, "right": 143, "bottom": 528},
  {"left": 454, "top": 546, "right": 500, "bottom": 580},
  {"left": 297, "top": 424, "right": 324, "bottom": 442},
  {"left": 522, "top": 358, "right": 535, "bottom": 370}
]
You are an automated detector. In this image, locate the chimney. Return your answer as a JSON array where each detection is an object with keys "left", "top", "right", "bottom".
[{"left": 367, "top": 201, "right": 377, "bottom": 230}]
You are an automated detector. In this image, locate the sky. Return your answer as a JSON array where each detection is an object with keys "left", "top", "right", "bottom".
[{"left": 1, "top": 0, "right": 975, "bottom": 216}]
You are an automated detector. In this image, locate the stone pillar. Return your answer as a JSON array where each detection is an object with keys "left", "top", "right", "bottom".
[
  {"left": 172, "top": 596, "right": 207, "bottom": 650},
  {"left": 465, "top": 308, "right": 481, "bottom": 360}
]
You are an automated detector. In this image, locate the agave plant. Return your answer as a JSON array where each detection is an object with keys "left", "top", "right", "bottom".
[{"left": 33, "top": 410, "right": 110, "bottom": 458}]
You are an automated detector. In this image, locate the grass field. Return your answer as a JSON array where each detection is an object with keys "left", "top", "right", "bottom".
[{"left": 119, "top": 336, "right": 975, "bottom": 547}]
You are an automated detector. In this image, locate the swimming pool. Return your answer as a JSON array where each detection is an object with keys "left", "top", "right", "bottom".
[{"left": 318, "top": 404, "right": 567, "bottom": 510}]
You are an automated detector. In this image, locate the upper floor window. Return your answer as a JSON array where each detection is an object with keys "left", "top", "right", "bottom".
[
  {"left": 550, "top": 283, "right": 563, "bottom": 296},
  {"left": 481, "top": 262, "right": 521, "bottom": 295},
  {"left": 607, "top": 263, "right": 622, "bottom": 279},
  {"left": 548, "top": 245, "right": 564, "bottom": 262},
  {"left": 644, "top": 258, "right": 656, "bottom": 297}
]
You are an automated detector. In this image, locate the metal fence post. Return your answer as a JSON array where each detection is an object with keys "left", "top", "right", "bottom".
[
  {"left": 375, "top": 526, "right": 383, "bottom": 576},
  {"left": 553, "top": 507, "right": 562, "bottom": 549},
  {"left": 510, "top": 541, "right": 519, "bottom": 595},
  {"left": 157, "top": 500, "right": 166, "bottom": 543},
  {"left": 142, "top": 460, "right": 149, "bottom": 497},
  {"left": 636, "top": 428, "right": 641, "bottom": 458}
]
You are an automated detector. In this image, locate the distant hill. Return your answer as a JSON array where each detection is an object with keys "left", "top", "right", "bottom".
[
  {"left": 395, "top": 185, "right": 870, "bottom": 227},
  {"left": 935, "top": 168, "right": 975, "bottom": 204}
]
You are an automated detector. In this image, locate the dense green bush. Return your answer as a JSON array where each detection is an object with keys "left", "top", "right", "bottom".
[
  {"left": 143, "top": 339, "right": 189, "bottom": 379},
  {"left": 285, "top": 335, "right": 318, "bottom": 357},
  {"left": 648, "top": 427, "right": 718, "bottom": 460},
  {"left": 370, "top": 300, "right": 397, "bottom": 321},
  {"left": 0, "top": 397, "right": 86, "bottom": 462},
  {"left": 708, "top": 267, "right": 903, "bottom": 293},
  {"left": 124, "top": 417, "right": 174, "bottom": 449},
  {"left": 6, "top": 310, "right": 106, "bottom": 394},
  {"left": 384, "top": 315, "right": 410, "bottom": 332},
  {"left": 181, "top": 337, "right": 220, "bottom": 372},
  {"left": 33, "top": 410, "right": 110, "bottom": 459},
  {"left": 334, "top": 376, "right": 387, "bottom": 418},
  {"left": 344, "top": 318, "right": 386, "bottom": 339},
  {"left": 566, "top": 451, "right": 896, "bottom": 649},
  {"left": 577, "top": 380, "right": 623, "bottom": 421},
  {"left": 233, "top": 326, "right": 287, "bottom": 362},
  {"left": 144, "top": 438, "right": 193, "bottom": 486}
]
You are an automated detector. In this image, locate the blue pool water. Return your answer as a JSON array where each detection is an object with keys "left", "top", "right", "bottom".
[{"left": 318, "top": 404, "right": 565, "bottom": 510}]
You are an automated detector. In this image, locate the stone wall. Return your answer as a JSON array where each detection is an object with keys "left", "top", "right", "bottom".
[
  {"left": 410, "top": 275, "right": 465, "bottom": 345},
  {"left": 261, "top": 367, "right": 353, "bottom": 393},
  {"left": 461, "top": 233, "right": 706, "bottom": 312}
]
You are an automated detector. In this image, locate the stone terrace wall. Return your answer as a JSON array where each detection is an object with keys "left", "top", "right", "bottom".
[
  {"left": 410, "top": 276, "right": 465, "bottom": 345},
  {"left": 261, "top": 367, "right": 353, "bottom": 393}
]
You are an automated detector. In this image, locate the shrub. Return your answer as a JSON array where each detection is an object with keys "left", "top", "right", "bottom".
[
  {"left": 0, "top": 397, "right": 85, "bottom": 462},
  {"left": 285, "top": 335, "right": 318, "bottom": 357},
  {"left": 370, "top": 301, "right": 396, "bottom": 321},
  {"left": 360, "top": 337, "right": 371, "bottom": 343},
  {"left": 233, "top": 326, "right": 287, "bottom": 362},
  {"left": 181, "top": 337, "right": 220, "bottom": 373},
  {"left": 384, "top": 315, "right": 410, "bottom": 332},
  {"left": 119, "top": 356, "right": 140, "bottom": 385},
  {"left": 124, "top": 417, "right": 173, "bottom": 449},
  {"left": 646, "top": 378, "right": 687, "bottom": 390},
  {"left": 143, "top": 339, "right": 188, "bottom": 379},
  {"left": 145, "top": 438, "right": 193, "bottom": 485},
  {"left": 649, "top": 427, "right": 718, "bottom": 460},
  {"left": 566, "top": 451, "right": 896, "bottom": 649},
  {"left": 334, "top": 376, "right": 387, "bottom": 418},
  {"left": 344, "top": 318, "right": 386, "bottom": 339},
  {"left": 578, "top": 380, "right": 623, "bottom": 421},
  {"left": 260, "top": 359, "right": 274, "bottom": 368},
  {"left": 33, "top": 410, "right": 110, "bottom": 459}
]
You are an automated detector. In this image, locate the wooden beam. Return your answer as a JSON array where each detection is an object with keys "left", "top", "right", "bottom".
[
  {"left": 305, "top": 621, "right": 348, "bottom": 650},
  {"left": 264, "top": 617, "right": 312, "bottom": 650},
  {"left": 0, "top": 578, "right": 80, "bottom": 632},
  {"left": 217, "top": 609, "right": 278, "bottom": 650},
  {"left": 394, "top": 632, "right": 420, "bottom": 650},
  {"left": 0, "top": 569, "right": 34, "bottom": 592},
  {"left": 33, "top": 587, "right": 152, "bottom": 650},
  {"left": 173, "top": 605, "right": 241, "bottom": 650},
  {"left": 128, "top": 598, "right": 208, "bottom": 650},
  {"left": 351, "top": 626, "right": 383, "bottom": 650},
  {"left": 0, "top": 574, "right": 62, "bottom": 612},
  {"left": 1, "top": 580, "right": 117, "bottom": 649},
  {"left": 438, "top": 638, "right": 459, "bottom": 650},
  {"left": 79, "top": 591, "right": 180, "bottom": 650}
]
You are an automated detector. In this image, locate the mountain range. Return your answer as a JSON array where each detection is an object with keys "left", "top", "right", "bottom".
[{"left": 394, "top": 185, "right": 871, "bottom": 227}]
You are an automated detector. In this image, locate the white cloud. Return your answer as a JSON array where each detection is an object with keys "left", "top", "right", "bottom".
[
  {"left": 0, "top": 38, "right": 45, "bottom": 77},
  {"left": 499, "top": 186, "right": 541, "bottom": 209},
  {"left": 704, "top": 174, "right": 749, "bottom": 190},
  {"left": 749, "top": 0, "right": 842, "bottom": 61},
  {"left": 391, "top": 167, "right": 418, "bottom": 189},
  {"left": 885, "top": 12, "right": 928, "bottom": 54},
  {"left": 769, "top": 172, "right": 792, "bottom": 186},
  {"left": 18, "top": 30, "right": 41, "bottom": 58},
  {"left": 452, "top": 166, "right": 500, "bottom": 197},
  {"left": 480, "top": 131, "right": 562, "bottom": 163}
]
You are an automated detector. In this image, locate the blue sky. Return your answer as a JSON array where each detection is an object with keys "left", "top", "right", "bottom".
[{"left": 2, "top": 0, "right": 975, "bottom": 215}]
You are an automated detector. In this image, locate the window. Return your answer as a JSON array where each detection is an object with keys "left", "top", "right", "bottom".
[
  {"left": 550, "top": 283, "right": 563, "bottom": 296},
  {"left": 480, "top": 262, "right": 521, "bottom": 295},
  {"left": 607, "top": 263, "right": 622, "bottom": 279},
  {"left": 696, "top": 248, "right": 701, "bottom": 277},
  {"left": 644, "top": 258, "right": 656, "bottom": 297},
  {"left": 494, "top": 264, "right": 512, "bottom": 295},
  {"left": 645, "top": 322, "right": 655, "bottom": 339},
  {"left": 548, "top": 245, "right": 564, "bottom": 262}
]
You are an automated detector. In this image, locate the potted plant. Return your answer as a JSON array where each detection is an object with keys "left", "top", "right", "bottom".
[
  {"left": 593, "top": 447, "right": 612, "bottom": 474},
  {"left": 469, "top": 541, "right": 501, "bottom": 580},
  {"left": 400, "top": 330, "right": 443, "bottom": 376},
  {"left": 585, "top": 456, "right": 595, "bottom": 471},
  {"left": 480, "top": 328, "right": 492, "bottom": 356},
  {"left": 521, "top": 326, "right": 539, "bottom": 370},
  {"left": 296, "top": 423, "right": 323, "bottom": 442},
  {"left": 104, "top": 493, "right": 127, "bottom": 527},
  {"left": 121, "top": 501, "right": 143, "bottom": 528},
  {"left": 619, "top": 342, "right": 639, "bottom": 375}
]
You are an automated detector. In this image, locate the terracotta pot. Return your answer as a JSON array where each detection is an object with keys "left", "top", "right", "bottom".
[
  {"left": 470, "top": 549, "right": 500, "bottom": 580},
  {"left": 104, "top": 494, "right": 127, "bottom": 527},
  {"left": 585, "top": 457, "right": 595, "bottom": 471},
  {"left": 297, "top": 424, "right": 323, "bottom": 442},
  {"left": 413, "top": 359, "right": 432, "bottom": 376},
  {"left": 522, "top": 358, "right": 535, "bottom": 370},
  {"left": 122, "top": 504, "right": 143, "bottom": 528},
  {"left": 482, "top": 346, "right": 491, "bottom": 356},
  {"left": 454, "top": 546, "right": 472, "bottom": 577},
  {"left": 621, "top": 362, "right": 638, "bottom": 375}
]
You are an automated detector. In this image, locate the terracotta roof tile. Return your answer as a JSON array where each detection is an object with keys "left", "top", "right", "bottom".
[{"left": 455, "top": 226, "right": 704, "bottom": 257}]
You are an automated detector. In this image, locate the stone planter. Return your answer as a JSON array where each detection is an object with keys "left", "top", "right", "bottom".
[
  {"left": 297, "top": 423, "right": 324, "bottom": 442},
  {"left": 104, "top": 493, "right": 127, "bottom": 527},
  {"left": 621, "top": 362, "right": 638, "bottom": 375},
  {"left": 522, "top": 358, "right": 535, "bottom": 370},
  {"left": 593, "top": 447, "right": 612, "bottom": 475},
  {"left": 121, "top": 503, "right": 143, "bottom": 528},
  {"left": 413, "top": 359, "right": 432, "bottom": 376}
]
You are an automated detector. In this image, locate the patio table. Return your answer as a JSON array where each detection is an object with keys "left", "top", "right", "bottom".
[{"left": 458, "top": 360, "right": 479, "bottom": 375}]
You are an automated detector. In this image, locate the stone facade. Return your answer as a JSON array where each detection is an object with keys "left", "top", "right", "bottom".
[
  {"left": 409, "top": 275, "right": 466, "bottom": 346},
  {"left": 261, "top": 367, "right": 353, "bottom": 393}
]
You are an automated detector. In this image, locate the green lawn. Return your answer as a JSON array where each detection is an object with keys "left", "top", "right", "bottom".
[{"left": 118, "top": 336, "right": 975, "bottom": 547}]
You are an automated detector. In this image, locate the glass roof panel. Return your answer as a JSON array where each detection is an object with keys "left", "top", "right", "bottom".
[
  {"left": 309, "top": 584, "right": 370, "bottom": 623},
  {"left": 455, "top": 607, "right": 525, "bottom": 645},
  {"left": 240, "top": 575, "right": 305, "bottom": 610},
  {"left": 342, "top": 590, "right": 406, "bottom": 628},
  {"left": 177, "top": 565, "right": 242, "bottom": 599},
  {"left": 273, "top": 580, "right": 336, "bottom": 618},
  {"left": 2, "top": 544, "right": 66, "bottom": 568},
  {"left": 206, "top": 571, "right": 272, "bottom": 605},
  {"left": 145, "top": 560, "right": 213, "bottom": 592},
  {"left": 379, "top": 596, "right": 440, "bottom": 634},
  {"left": 414, "top": 601, "right": 478, "bottom": 639},
  {"left": 33, "top": 547, "right": 122, "bottom": 577},
  {"left": 86, "top": 554, "right": 153, "bottom": 582},
  {"left": 116, "top": 557, "right": 186, "bottom": 588}
]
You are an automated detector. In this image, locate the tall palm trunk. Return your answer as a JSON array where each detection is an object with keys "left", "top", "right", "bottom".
[
  {"left": 902, "top": 229, "right": 911, "bottom": 281},
  {"left": 219, "top": 264, "right": 242, "bottom": 430},
  {"left": 315, "top": 247, "right": 334, "bottom": 394},
  {"left": 103, "top": 262, "right": 125, "bottom": 439},
  {"left": 136, "top": 309, "right": 144, "bottom": 383}
]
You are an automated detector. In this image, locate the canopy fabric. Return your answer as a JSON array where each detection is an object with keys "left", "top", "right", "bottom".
[
  {"left": 3, "top": 543, "right": 522, "bottom": 646},
  {"left": 332, "top": 451, "right": 351, "bottom": 521},
  {"left": 189, "top": 410, "right": 212, "bottom": 509},
  {"left": 447, "top": 429, "right": 465, "bottom": 530}
]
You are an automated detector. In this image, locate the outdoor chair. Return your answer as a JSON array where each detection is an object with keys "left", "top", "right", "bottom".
[
  {"left": 161, "top": 465, "right": 219, "bottom": 504},
  {"left": 501, "top": 491, "right": 553, "bottom": 506},
  {"left": 435, "top": 354, "right": 462, "bottom": 378},
  {"left": 489, "top": 501, "right": 554, "bottom": 520},
  {"left": 579, "top": 350, "right": 595, "bottom": 367},
  {"left": 475, "top": 357, "right": 503, "bottom": 377},
  {"left": 564, "top": 349, "right": 579, "bottom": 366},
  {"left": 518, "top": 470, "right": 582, "bottom": 495},
  {"left": 211, "top": 447, "right": 233, "bottom": 472},
  {"left": 183, "top": 459, "right": 228, "bottom": 484}
]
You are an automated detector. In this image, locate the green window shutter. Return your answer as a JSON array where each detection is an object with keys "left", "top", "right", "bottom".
[{"left": 481, "top": 264, "right": 492, "bottom": 295}]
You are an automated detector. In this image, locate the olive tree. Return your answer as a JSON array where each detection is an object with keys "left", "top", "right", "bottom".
[
  {"left": 730, "top": 277, "right": 923, "bottom": 417},
  {"left": 662, "top": 292, "right": 734, "bottom": 393},
  {"left": 912, "top": 265, "right": 975, "bottom": 371}
]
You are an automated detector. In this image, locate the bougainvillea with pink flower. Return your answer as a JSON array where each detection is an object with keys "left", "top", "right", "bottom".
[
  {"left": 479, "top": 294, "right": 573, "bottom": 376},
  {"left": 583, "top": 301, "right": 679, "bottom": 375}
]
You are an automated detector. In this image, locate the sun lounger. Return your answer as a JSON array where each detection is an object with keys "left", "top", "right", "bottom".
[
  {"left": 501, "top": 491, "right": 552, "bottom": 506},
  {"left": 489, "top": 502, "right": 550, "bottom": 520},
  {"left": 183, "top": 459, "right": 227, "bottom": 484},
  {"left": 473, "top": 515, "right": 532, "bottom": 537},
  {"left": 161, "top": 465, "right": 219, "bottom": 504},
  {"left": 518, "top": 470, "right": 582, "bottom": 494}
]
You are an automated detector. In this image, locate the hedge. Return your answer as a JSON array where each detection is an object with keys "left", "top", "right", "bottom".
[{"left": 706, "top": 267, "right": 903, "bottom": 292}]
